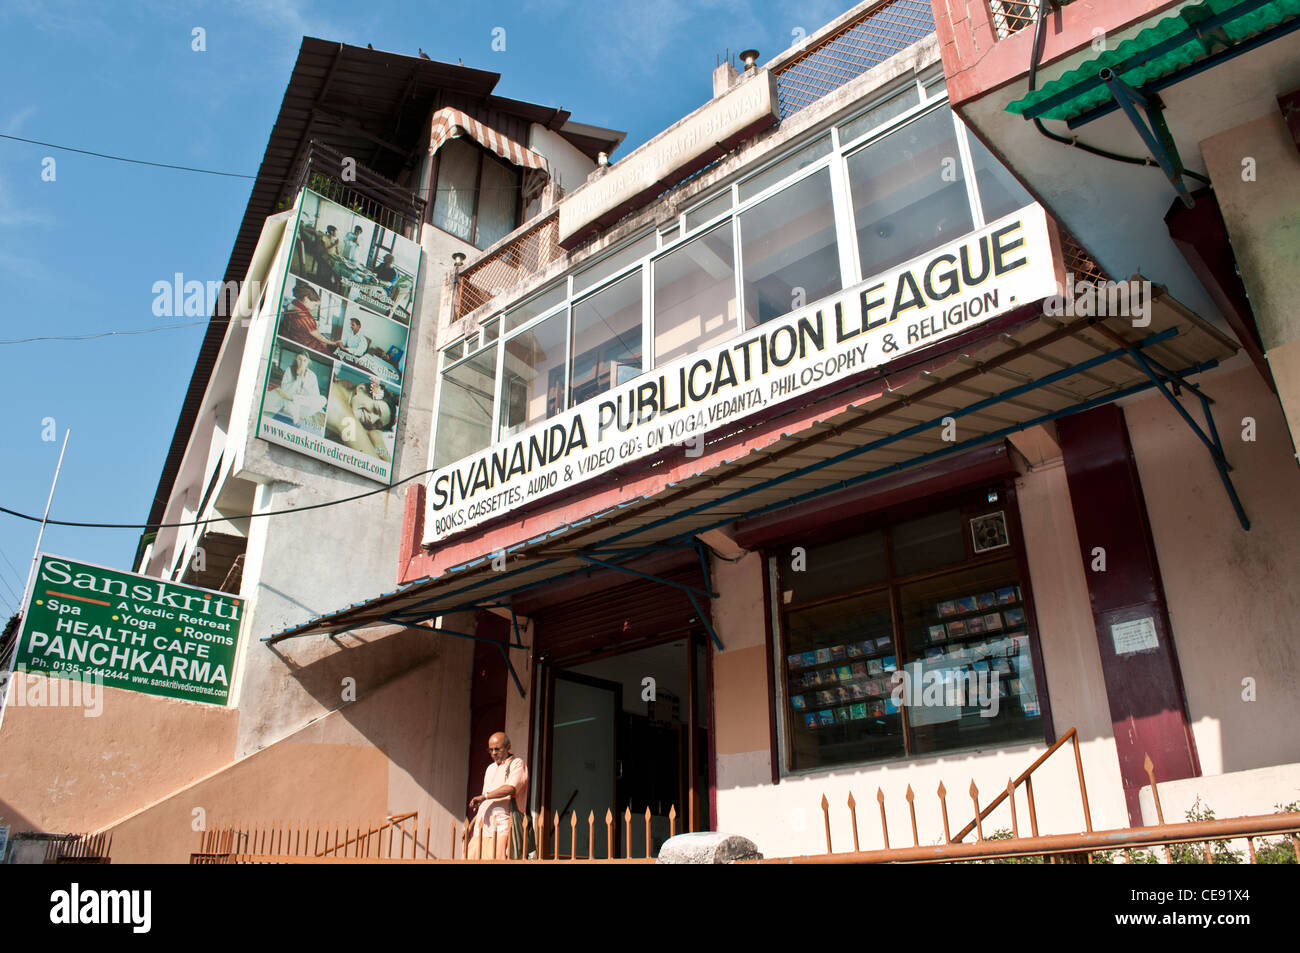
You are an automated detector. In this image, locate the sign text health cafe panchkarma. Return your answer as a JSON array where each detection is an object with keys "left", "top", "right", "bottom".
[{"left": 13, "top": 555, "right": 243, "bottom": 706}]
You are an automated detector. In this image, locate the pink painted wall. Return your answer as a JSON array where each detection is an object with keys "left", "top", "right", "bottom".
[
  {"left": 0, "top": 643, "right": 474, "bottom": 863},
  {"left": 930, "top": 0, "right": 1189, "bottom": 108},
  {"left": 0, "top": 681, "right": 238, "bottom": 834},
  {"left": 1124, "top": 362, "right": 1300, "bottom": 778}
]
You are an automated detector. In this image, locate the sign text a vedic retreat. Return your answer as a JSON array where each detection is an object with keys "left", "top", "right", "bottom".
[
  {"left": 425, "top": 205, "right": 1058, "bottom": 543},
  {"left": 15, "top": 556, "right": 243, "bottom": 706}
]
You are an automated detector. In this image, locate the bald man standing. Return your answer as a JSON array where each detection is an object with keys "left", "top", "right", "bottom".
[{"left": 467, "top": 731, "right": 530, "bottom": 859}]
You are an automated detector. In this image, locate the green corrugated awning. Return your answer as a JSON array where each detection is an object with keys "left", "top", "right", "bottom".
[{"left": 1007, "top": 0, "right": 1300, "bottom": 121}]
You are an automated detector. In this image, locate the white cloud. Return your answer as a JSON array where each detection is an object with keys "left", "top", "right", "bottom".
[
  {"left": 0, "top": 107, "right": 54, "bottom": 228},
  {"left": 229, "top": 0, "right": 356, "bottom": 47}
]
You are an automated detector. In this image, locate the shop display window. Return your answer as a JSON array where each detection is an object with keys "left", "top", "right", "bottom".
[{"left": 775, "top": 491, "right": 1044, "bottom": 771}]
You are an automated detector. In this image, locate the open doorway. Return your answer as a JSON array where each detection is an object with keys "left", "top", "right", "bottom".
[{"left": 540, "top": 634, "right": 710, "bottom": 858}]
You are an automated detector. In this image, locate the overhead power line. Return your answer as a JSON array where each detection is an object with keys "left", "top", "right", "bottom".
[
  {"left": 0, "top": 467, "right": 435, "bottom": 531},
  {"left": 0, "top": 320, "right": 213, "bottom": 345},
  {"left": 0, "top": 133, "right": 255, "bottom": 179}
]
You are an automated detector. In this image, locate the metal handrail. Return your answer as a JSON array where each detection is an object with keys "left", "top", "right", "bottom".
[{"left": 949, "top": 725, "right": 1092, "bottom": 842}]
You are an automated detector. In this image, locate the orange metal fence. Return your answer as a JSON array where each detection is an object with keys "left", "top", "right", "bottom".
[
  {"left": 45, "top": 832, "right": 113, "bottom": 864},
  {"left": 759, "top": 728, "right": 1300, "bottom": 864},
  {"left": 192, "top": 805, "right": 676, "bottom": 863}
]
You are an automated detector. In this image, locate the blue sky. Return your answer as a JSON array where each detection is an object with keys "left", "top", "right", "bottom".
[{"left": 0, "top": 0, "right": 848, "bottom": 616}]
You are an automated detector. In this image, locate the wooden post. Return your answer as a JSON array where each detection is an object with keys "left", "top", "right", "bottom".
[
  {"left": 1007, "top": 779, "right": 1019, "bottom": 839},
  {"left": 588, "top": 811, "right": 595, "bottom": 860},
  {"left": 644, "top": 807, "right": 652, "bottom": 860},
  {"left": 606, "top": 809, "right": 614, "bottom": 860},
  {"left": 937, "top": 782, "right": 950, "bottom": 843},
  {"left": 969, "top": 781, "right": 983, "bottom": 841},
  {"left": 1025, "top": 777, "right": 1040, "bottom": 837},
  {"left": 625, "top": 807, "right": 632, "bottom": 859},
  {"left": 1072, "top": 731, "right": 1093, "bottom": 832},
  {"left": 906, "top": 785, "right": 918, "bottom": 847},
  {"left": 847, "top": 792, "right": 859, "bottom": 853},
  {"left": 876, "top": 788, "right": 888, "bottom": 851},
  {"left": 821, "top": 794, "right": 832, "bottom": 854},
  {"left": 1144, "top": 755, "right": 1171, "bottom": 863}
]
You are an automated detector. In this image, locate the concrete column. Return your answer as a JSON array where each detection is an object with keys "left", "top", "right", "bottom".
[{"left": 1200, "top": 111, "right": 1300, "bottom": 461}]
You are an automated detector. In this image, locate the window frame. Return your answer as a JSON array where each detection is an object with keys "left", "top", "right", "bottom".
[
  {"left": 426, "top": 138, "right": 524, "bottom": 250},
  {"left": 766, "top": 480, "right": 1054, "bottom": 777},
  {"left": 432, "top": 73, "right": 1038, "bottom": 475}
]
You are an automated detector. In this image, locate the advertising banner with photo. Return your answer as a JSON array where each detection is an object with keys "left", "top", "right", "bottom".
[
  {"left": 256, "top": 188, "right": 423, "bottom": 483},
  {"left": 12, "top": 555, "right": 243, "bottom": 706},
  {"left": 426, "top": 205, "right": 1058, "bottom": 541}
]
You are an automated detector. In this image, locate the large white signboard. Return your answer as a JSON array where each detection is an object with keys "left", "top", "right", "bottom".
[
  {"left": 426, "top": 205, "right": 1057, "bottom": 541},
  {"left": 257, "top": 189, "right": 423, "bottom": 484}
]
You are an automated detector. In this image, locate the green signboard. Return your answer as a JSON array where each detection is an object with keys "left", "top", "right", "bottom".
[{"left": 14, "top": 555, "right": 243, "bottom": 706}]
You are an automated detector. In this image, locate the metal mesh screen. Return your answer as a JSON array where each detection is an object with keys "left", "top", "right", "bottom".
[
  {"left": 987, "top": 0, "right": 1040, "bottom": 39},
  {"left": 456, "top": 213, "right": 565, "bottom": 319},
  {"left": 772, "top": 0, "right": 935, "bottom": 119},
  {"left": 1060, "top": 231, "right": 1110, "bottom": 285},
  {"left": 989, "top": 0, "right": 1041, "bottom": 40}
]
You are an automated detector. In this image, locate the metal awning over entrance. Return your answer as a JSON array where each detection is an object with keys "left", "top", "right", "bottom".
[
  {"left": 1007, "top": 0, "right": 1300, "bottom": 125},
  {"left": 266, "top": 297, "right": 1240, "bottom": 671}
]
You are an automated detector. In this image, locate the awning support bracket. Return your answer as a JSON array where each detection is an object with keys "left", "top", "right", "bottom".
[
  {"left": 572, "top": 544, "right": 724, "bottom": 650},
  {"left": 1098, "top": 68, "right": 1195, "bottom": 208},
  {"left": 1117, "top": 345, "right": 1250, "bottom": 530},
  {"left": 379, "top": 616, "right": 528, "bottom": 698}
]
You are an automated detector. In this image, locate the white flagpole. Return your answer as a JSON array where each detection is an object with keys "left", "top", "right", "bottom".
[
  {"left": 2, "top": 429, "right": 70, "bottom": 725},
  {"left": 21, "top": 428, "right": 72, "bottom": 610}
]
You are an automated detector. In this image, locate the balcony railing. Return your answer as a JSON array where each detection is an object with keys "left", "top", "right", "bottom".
[
  {"left": 454, "top": 212, "right": 565, "bottom": 321},
  {"left": 284, "top": 141, "right": 426, "bottom": 239},
  {"left": 771, "top": 0, "right": 936, "bottom": 119}
]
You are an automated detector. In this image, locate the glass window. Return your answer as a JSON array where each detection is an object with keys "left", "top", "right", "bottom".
[
  {"left": 505, "top": 283, "right": 566, "bottom": 332},
  {"left": 783, "top": 591, "right": 902, "bottom": 770},
  {"left": 482, "top": 317, "right": 499, "bottom": 344},
  {"left": 443, "top": 340, "right": 464, "bottom": 364},
  {"left": 777, "top": 532, "right": 887, "bottom": 605},
  {"left": 740, "top": 169, "right": 841, "bottom": 328},
  {"left": 499, "top": 310, "right": 567, "bottom": 436},
  {"left": 777, "top": 497, "right": 1043, "bottom": 772},
  {"left": 890, "top": 509, "right": 965, "bottom": 576},
  {"left": 847, "top": 105, "right": 974, "bottom": 278},
  {"left": 897, "top": 558, "right": 1041, "bottom": 757},
  {"left": 923, "top": 74, "right": 947, "bottom": 100},
  {"left": 964, "top": 127, "right": 1034, "bottom": 224},
  {"left": 430, "top": 139, "right": 522, "bottom": 249},
  {"left": 685, "top": 191, "right": 733, "bottom": 232},
  {"left": 573, "top": 233, "right": 656, "bottom": 294},
  {"left": 653, "top": 222, "right": 737, "bottom": 367},
  {"left": 433, "top": 345, "right": 498, "bottom": 468},
  {"left": 837, "top": 86, "right": 920, "bottom": 145},
  {"left": 660, "top": 223, "right": 680, "bottom": 244},
  {"left": 477, "top": 155, "right": 521, "bottom": 248},
  {"left": 570, "top": 271, "right": 643, "bottom": 405},
  {"left": 430, "top": 138, "right": 479, "bottom": 243},
  {"left": 739, "top": 134, "right": 832, "bottom": 202}
]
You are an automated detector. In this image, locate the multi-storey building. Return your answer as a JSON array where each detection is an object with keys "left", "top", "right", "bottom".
[{"left": 3, "top": 0, "right": 1297, "bottom": 863}]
